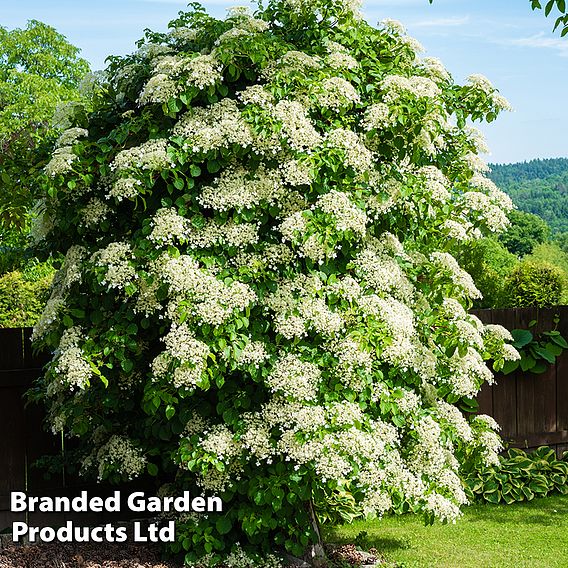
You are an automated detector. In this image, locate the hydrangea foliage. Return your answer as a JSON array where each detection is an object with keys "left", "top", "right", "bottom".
[{"left": 34, "top": 0, "right": 520, "bottom": 564}]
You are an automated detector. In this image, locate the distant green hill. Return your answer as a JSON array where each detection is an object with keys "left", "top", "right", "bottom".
[{"left": 488, "top": 158, "right": 568, "bottom": 234}]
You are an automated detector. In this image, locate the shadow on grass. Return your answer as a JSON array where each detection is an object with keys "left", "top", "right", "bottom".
[{"left": 326, "top": 530, "right": 412, "bottom": 553}]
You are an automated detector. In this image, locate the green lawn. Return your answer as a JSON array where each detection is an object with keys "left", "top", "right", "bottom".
[{"left": 326, "top": 495, "right": 568, "bottom": 568}]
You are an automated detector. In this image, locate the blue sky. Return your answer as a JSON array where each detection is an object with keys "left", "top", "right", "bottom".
[{"left": 3, "top": 0, "right": 568, "bottom": 164}]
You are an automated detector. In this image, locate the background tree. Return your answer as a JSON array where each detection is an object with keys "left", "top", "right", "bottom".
[
  {"left": 0, "top": 20, "right": 89, "bottom": 230},
  {"left": 456, "top": 238, "right": 518, "bottom": 308},
  {"left": 530, "top": 0, "right": 568, "bottom": 36},
  {"left": 498, "top": 209, "right": 550, "bottom": 257},
  {"left": 0, "top": 21, "right": 90, "bottom": 328}
]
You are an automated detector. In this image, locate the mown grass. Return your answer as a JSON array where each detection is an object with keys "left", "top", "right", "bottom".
[{"left": 326, "top": 495, "right": 568, "bottom": 568}]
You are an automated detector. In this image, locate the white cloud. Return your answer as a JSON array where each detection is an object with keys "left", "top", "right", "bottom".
[
  {"left": 498, "top": 32, "right": 568, "bottom": 57},
  {"left": 410, "top": 16, "right": 470, "bottom": 28}
]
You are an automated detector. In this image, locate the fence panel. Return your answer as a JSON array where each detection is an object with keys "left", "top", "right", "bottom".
[{"left": 473, "top": 306, "right": 568, "bottom": 456}]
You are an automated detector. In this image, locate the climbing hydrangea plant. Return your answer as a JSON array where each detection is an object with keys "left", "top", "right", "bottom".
[{"left": 33, "top": 0, "right": 520, "bottom": 565}]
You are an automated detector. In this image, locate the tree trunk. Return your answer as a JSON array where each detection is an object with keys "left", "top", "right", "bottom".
[{"left": 306, "top": 499, "right": 326, "bottom": 567}]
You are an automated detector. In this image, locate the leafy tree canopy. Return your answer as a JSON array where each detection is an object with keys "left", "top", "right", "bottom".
[
  {"left": 0, "top": 20, "right": 90, "bottom": 227},
  {"left": 499, "top": 209, "right": 551, "bottom": 257}
]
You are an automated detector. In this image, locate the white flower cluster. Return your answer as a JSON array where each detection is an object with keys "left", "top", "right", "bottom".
[
  {"left": 149, "top": 207, "right": 191, "bottom": 245},
  {"left": 188, "top": 545, "right": 283, "bottom": 568},
  {"left": 421, "top": 57, "right": 451, "bottom": 83},
  {"left": 156, "top": 253, "right": 257, "bottom": 325},
  {"left": 462, "top": 191, "right": 510, "bottom": 233},
  {"left": 108, "top": 177, "right": 143, "bottom": 202},
  {"left": 152, "top": 323, "right": 210, "bottom": 390},
  {"left": 467, "top": 74, "right": 513, "bottom": 111},
  {"left": 32, "top": 298, "right": 65, "bottom": 343},
  {"left": 199, "top": 165, "right": 283, "bottom": 212},
  {"left": 200, "top": 424, "right": 241, "bottom": 463},
  {"left": 96, "top": 435, "right": 147, "bottom": 481},
  {"left": 279, "top": 158, "right": 313, "bottom": 186},
  {"left": 282, "top": 0, "right": 362, "bottom": 18},
  {"left": 448, "top": 347, "right": 493, "bottom": 398},
  {"left": 325, "top": 41, "right": 358, "bottom": 70},
  {"left": 81, "top": 198, "right": 111, "bottom": 227},
  {"left": 110, "top": 139, "right": 172, "bottom": 174},
  {"left": 381, "top": 75, "right": 441, "bottom": 102},
  {"left": 362, "top": 103, "right": 394, "bottom": 131},
  {"left": 354, "top": 248, "right": 413, "bottom": 302},
  {"left": 430, "top": 252, "right": 482, "bottom": 299},
  {"left": 55, "top": 128, "right": 88, "bottom": 149},
  {"left": 266, "top": 354, "right": 321, "bottom": 401},
  {"left": 236, "top": 341, "right": 269, "bottom": 368},
  {"left": 418, "top": 165, "right": 450, "bottom": 202},
  {"left": 329, "top": 337, "right": 373, "bottom": 389},
  {"left": 140, "top": 53, "right": 223, "bottom": 103},
  {"left": 138, "top": 73, "right": 180, "bottom": 105},
  {"left": 237, "top": 84, "right": 275, "bottom": 109},
  {"left": 314, "top": 77, "right": 360, "bottom": 111},
  {"left": 442, "top": 219, "right": 480, "bottom": 242},
  {"left": 188, "top": 219, "right": 259, "bottom": 249},
  {"left": 174, "top": 98, "right": 253, "bottom": 154},
  {"left": 436, "top": 400, "right": 473, "bottom": 442},
  {"left": 92, "top": 242, "right": 137, "bottom": 291},
  {"left": 317, "top": 190, "right": 367, "bottom": 235},
  {"left": 273, "top": 100, "right": 322, "bottom": 151},
  {"left": 53, "top": 326, "right": 92, "bottom": 390},
  {"left": 326, "top": 128, "right": 373, "bottom": 174},
  {"left": 472, "top": 415, "right": 503, "bottom": 466},
  {"left": 45, "top": 146, "right": 77, "bottom": 177},
  {"left": 483, "top": 324, "right": 513, "bottom": 343}
]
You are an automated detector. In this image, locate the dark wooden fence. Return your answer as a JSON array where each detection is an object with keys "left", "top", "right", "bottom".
[
  {"left": 0, "top": 308, "right": 567, "bottom": 529},
  {"left": 0, "top": 328, "right": 58, "bottom": 530},
  {"left": 0, "top": 329, "right": 156, "bottom": 531},
  {"left": 474, "top": 306, "right": 568, "bottom": 457}
]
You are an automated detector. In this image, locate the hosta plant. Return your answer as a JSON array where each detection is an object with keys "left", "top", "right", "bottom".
[
  {"left": 32, "top": 0, "right": 520, "bottom": 565},
  {"left": 463, "top": 446, "right": 568, "bottom": 505}
]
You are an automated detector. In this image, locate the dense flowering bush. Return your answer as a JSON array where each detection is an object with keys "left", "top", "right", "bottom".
[{"left": 33, "top": 0, "right": 520, "bottom": 564}]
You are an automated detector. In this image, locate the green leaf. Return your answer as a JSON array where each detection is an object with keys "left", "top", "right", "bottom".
[
  {"left": 545, "top": 342, "right": 563, "bottom": 356},
  {"left": 550, "top": 334, "right": 568, "bottom": 349},
  {"left": 216, "top": 517, "right": 232, "bottom": 535},
  {"left": 520, "top": 354, "right": 536, "bottom": 372},
  {"left": 531, "top": 361, "right": 548, "bottom": 374},
  {"left": 207, "top": 159, "right": 221, "bottom": 173},
  {"left": 502, "top": 359, "right": 520, "bottom": 375},
  {"left": 166, "top": 405, "right": 176, "bottom": 420},
  {"left": 533, "top": 346, "right": 555, "bottom": 364},
  {"left": 121, "top": 359, "right": 134, "bottom": 373},
  {"left": 545, "top": 0, "right": 555, "bottom": 16},
  {"left": 511, "top": 329, "right": 533, "bottom": 348},
  {"left": 147, "top": 463, "right": 159, "bottom": 476}
]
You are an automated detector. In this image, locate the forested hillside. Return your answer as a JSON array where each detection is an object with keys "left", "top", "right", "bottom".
[{"left": 489, "top": 158, "right": 568, "bottom": 234}]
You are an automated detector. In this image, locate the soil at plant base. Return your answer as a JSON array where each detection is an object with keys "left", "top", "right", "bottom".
[
  {"left": 0, "top": 542, "right": 183, "bottom": 568},
  {"left": 0, "top": 542, "right": 384, "bottom": 568}
]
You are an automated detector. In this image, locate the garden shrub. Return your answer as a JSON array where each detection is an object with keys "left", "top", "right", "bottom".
[
  {"left": 503, "top": 259, "right": 564, "bottom": 308},
  {"left": 31, "top": 0, "right": 520, "bottom": 564},
  {"left": 456, "top": 237, "right": 518, "bottom": 308},
  {"left": 527, "top": 242, "right": 568, "bottom": 304},
  {"left": 463, "top": 446, "right": 568, "bottom": 505},
  {"left": 0, "top": 270, "right": 52, "bottom": 327}
]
